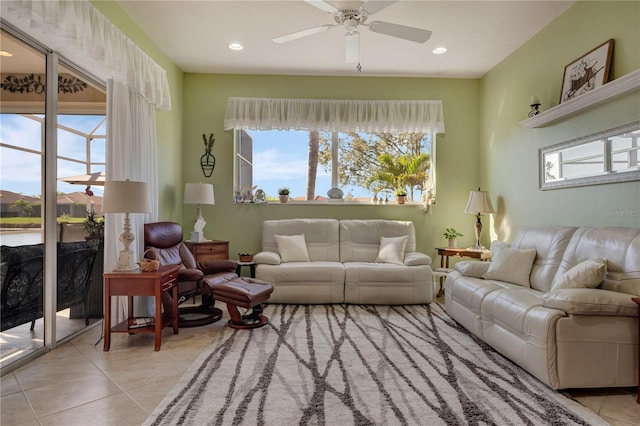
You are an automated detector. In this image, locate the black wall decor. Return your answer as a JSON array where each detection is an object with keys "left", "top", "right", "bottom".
[
  {"left": 1, "top": 74, "right": 88, "bottom": 94},
  {"left": 201, "top": 133, "right": 216, "bottom": 177}
]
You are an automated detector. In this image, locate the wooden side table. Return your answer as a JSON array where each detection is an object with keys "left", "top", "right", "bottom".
[
  {"left": 633, "top": 297, "right": 640, "bottom": 404},
  {"left": 103, "top": 264, "right": 180, "bottom": 351},
  {"left": 236, "top": 261, "right": 256, "bottom": 278},
  {"left": 434, "top": 247, "right": 491, "bottom": 297},
  {"left": 185, "top": 240, "right": 229, "bottom": 263}
]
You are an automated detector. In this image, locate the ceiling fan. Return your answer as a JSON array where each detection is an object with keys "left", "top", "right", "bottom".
[{"left": 273, "top": 0, "right": 432, "bottom": 64}]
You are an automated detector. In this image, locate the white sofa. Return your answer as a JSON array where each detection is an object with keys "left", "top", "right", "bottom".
[
  {"left": 445, "top": 225, "right": 639, "bottom": 389},
  {"left": 254, "top": 218, "right": 433, "bottom": 304}
]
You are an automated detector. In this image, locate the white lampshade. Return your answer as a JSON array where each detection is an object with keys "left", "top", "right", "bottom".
[
  {"left": 464, "top": 190, "right": 495, "bottom": 215},
  {"left": 184, "top": 183, "right": 215, "bottom": 205},
  {"left": 102, "top": 180, "right": 151, "bottom": 271},
  {"left": 102, "top": 180, "right": 151, "bottom": 213}
]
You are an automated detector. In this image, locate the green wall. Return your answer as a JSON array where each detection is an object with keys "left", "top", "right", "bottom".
[
  {"left": 91, "top": 0, "right": 185, "bottom": 221},
  {"left": 479, "top": 0, "right": 640, "bottom": 242},
  {"left": 99, "top": 0, "right": 639, "bottom": 261},
  {"left": 182, "top": 74, "right": 481, "bottom": 259}
]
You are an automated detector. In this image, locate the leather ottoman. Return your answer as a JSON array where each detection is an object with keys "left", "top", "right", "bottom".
[{"left": 210, "top": 277, "right": 273, "bottom": 329}]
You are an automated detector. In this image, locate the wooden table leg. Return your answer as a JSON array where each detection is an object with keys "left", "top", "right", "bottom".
[
  {"left": 154, "top": 287, "right": 162, "bottom": 351},
  {"left": 103, "top": 278, "right": 111, "bottom": 351}
]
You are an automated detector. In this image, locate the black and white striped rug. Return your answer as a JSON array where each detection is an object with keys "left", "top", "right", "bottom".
[{"left": 144, "top": 304, "right": 606, "bottom": 426}]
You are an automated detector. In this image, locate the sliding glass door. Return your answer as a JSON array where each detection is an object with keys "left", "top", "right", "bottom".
[{"left": 0, "top": 25, "right": 106, "bottom": 371}]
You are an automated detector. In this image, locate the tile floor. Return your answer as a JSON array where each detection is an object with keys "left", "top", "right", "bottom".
[{"left": 1, "top": 299, "right": 639, "bottom": 426}]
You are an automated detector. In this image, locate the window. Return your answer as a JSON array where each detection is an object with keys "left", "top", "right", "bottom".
[
  {"left": 234, "top": 129, "right": 434, "bottom": 203},
  {"left": 226, "top": 97, "right": 444, "bottom": 204},
  {"left": 540, "top": 120, "right": 640, "bottom": 190}
]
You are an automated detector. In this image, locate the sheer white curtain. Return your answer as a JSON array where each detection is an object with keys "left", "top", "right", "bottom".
[
  {"left": 3, "top": 0, "right": 169, "bottom": 322},
  {"left": 224, "top": 97, "right": 445, "bottom": 133},
  {"left": 106, "top": 80, "right": 159, "bottom": 320},
  {"left": 1, "top": 0, "right": 171, "bottom": 110}
]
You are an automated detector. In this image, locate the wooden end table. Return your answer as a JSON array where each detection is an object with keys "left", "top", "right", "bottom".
[
  {"left": 435, "top": 247, "right": 491, "bottom": 297},
  {"left": 103, "top": 264, "right": 180, "bottom": 351}
]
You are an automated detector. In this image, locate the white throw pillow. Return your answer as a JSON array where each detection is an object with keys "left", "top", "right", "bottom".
[
  {"left": 274, "top": 234, "right": 310, "bottom": 263},
  {"left": 551, "top": 259, "right": 607, "bottom": 291},
  {"left": 375, "top": 235, "right": 409, "bottom": 265},
  {"left": 482, "top": 246, "right": 536, "bottom": 287}
]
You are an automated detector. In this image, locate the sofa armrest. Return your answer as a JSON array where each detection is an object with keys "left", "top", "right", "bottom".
[
  {"left": 455, "top": 261, "right": 490, "bottom": 278},
  {"left": 254, "top": 251, "right": 281, "bottom": 265},
  {"left": 541, "top": 288, "right": 638, "bottom": 317},
  {"left": 403, "top": 252, "right": 431, "bottom": 266}
]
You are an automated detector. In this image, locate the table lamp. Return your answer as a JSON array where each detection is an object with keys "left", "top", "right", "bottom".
[
  {"left": 464, "top": 188, "right": 495, "bottom": 250},
  {"left": 102, "top": 179, "right": 151, "bottom": 271},
  {"left": 184, "top": 182, "right": 215, "bottom": 242}
]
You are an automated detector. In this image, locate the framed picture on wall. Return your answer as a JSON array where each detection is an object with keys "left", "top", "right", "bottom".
[{"left": 560, "top": 39, "right": 614, "bottom": 104}]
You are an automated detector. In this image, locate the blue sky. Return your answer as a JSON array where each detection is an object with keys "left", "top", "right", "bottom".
[
  {"left": 1, "top": 114, "right": 106, "bottom": 197},
  {"left": 248, "top": 129, "right": 385, "bottom": 200}
]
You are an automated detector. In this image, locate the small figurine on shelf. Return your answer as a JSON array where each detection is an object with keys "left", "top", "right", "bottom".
[{"left": 528, "top": 96, "right": 541, "bottom": 117}]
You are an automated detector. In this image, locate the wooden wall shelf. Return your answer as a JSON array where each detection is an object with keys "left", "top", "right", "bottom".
[{"left": 520, "top": 69, "right": 640, "bottom": 128}]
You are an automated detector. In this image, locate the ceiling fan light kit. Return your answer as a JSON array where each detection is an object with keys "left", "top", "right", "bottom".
[{"left": 273, "top": 0, "right": 432, "bottom": 72}]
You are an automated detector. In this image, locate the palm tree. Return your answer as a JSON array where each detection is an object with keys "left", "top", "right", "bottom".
[
  {"left": 306, "top": 130, "right": 320, "bottom": 200},
  {"left": 365, "top": 152, "right": 430, "bottom": 201}
]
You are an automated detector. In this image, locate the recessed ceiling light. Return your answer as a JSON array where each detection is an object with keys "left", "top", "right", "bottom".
[
  {"left": 228, "top": 43, "right": 243, "bottom": 51},
  {"left": 432, "top": 47, "right": 447, "bottom": 55},
  {"left": 0, "top": 50, "right": 13, "bottom": 57}
]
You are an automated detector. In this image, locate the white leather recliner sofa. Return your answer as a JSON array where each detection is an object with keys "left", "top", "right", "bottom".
[
  {"left": 445, "top": 225, "right": 639, "bottom": 389},
  {"left": 254, "top": 218, "right": 433, "bottom": 304}
]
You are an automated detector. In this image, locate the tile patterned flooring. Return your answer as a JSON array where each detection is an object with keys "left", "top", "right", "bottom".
[{"left": 1, "top": 300, "right": 639, "bottom": 426}]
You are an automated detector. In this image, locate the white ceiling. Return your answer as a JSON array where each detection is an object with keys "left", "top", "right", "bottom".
[{"left": 116, "top": 0, "right": 574, "bottom": 78}]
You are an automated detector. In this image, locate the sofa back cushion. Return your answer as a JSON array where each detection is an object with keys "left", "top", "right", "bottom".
[
  {"left": 510, "top": 225, "right": 577, "bottom": 292},
  {"left": 262, "top": 219, "right": 339, "bottom": 262},
  {"left": 556, "top": 226, "right": 640, "bottom": 296},
  {"left": 339, "top": 220, "right": 416, "bottom": 263}
]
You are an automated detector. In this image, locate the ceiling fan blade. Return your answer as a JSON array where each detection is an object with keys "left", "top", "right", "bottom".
[
  {"left": 304, "top": 0, "right": 339, "bottom": 14},
  {"left": 361, "top": 1, "right": 397, "bottom": 16},
  {"left": 345, "top": 31, "right": 359, "bottom": 63},
  {"left": 273, "top": 25, "right": 335, "bottom": 44},
  {"left": 367, "top": 21, "right": 432, "bottom": 43}
]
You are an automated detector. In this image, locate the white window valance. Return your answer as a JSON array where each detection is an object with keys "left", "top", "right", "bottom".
[
  {"left": 224, "top": 97, "right": 445, "bottom": 133},
  {"left": 1, "top": 0, "right": 171, "bottom": 111}
]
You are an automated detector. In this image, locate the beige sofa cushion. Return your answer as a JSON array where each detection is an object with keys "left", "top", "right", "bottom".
[
  {"left": 482, "top": 246, "right": 536, "bottom": 287},
  {"left": 551, "top": 259, "right": 606, "bottom": 290},
  {"left": 340, "top": 219, "right": 416, "bottom": 263},
  {"left": 375, "top": 235, "right": 408, "bottom": 265},
  {"left": 261, "top": 219, "right": 339, "bottom": 262},
  {"left": 556, "top": 226, "right": 640, "bottom": 295},
  {"left": 275, "top": 234, "right": 310, "bottom": 262},
  {"left": 511, "top": 226, "right": 578, "bottom": 292},
  {"left": 541, "top": 288, "right": 638, "bottom": 316},
  {"left": 455, "top": 261, "right": 490, "bottom": 278}
]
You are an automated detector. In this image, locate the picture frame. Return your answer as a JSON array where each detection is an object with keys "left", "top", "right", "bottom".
[{"left": 560, "top": 39, "right": 614, "bottom": 104}]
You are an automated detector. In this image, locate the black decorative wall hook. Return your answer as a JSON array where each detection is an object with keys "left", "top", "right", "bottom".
[{"left": 200, "top": 133, "right": 216, "bottom": 177}]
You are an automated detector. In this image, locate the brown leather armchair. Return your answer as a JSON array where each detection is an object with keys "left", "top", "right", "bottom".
[{"left": 143, "top": 222, "right": 238, "bottom": 327}]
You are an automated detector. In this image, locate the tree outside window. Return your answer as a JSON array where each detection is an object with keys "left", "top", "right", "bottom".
[{"left": 234, "top": 129, "right": 433, "bottom": 203}]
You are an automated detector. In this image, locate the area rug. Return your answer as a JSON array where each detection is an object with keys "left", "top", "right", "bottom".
[{"left": 144, "top": 304, "right": 607, "bottom": 426}]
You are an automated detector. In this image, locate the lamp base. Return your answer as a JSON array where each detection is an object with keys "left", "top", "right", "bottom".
[{"left": 112, "top": 249, "right": 140, "bottom": 272}]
